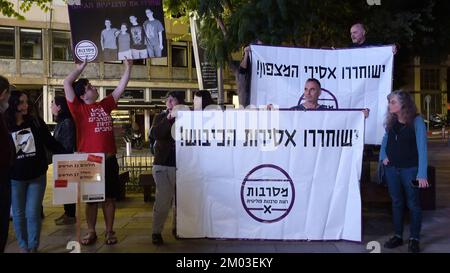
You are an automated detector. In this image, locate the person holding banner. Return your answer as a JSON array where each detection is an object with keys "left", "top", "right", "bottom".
[
  {"left": 290, "top": 78, "right": 329, "bottom": 110},
  {"left": 51, "top": 96, "right": 77, "bottom": 226},
  {"left": 63, "top": 58, "right": 133, "bottom": 246},
  {"left": 278, "top": 78, "right": 369, "bottom": 117},
  {"left": 380, "top": 90, "right": 428, "bottom": 253},
  {"left": 349, "top": 22, "right": 398, "bottom": 54},
  {"left": 0, "top": 76, "right": 14, "bottom": 253},
  {"left": 6, "top": 90, "right": 64, "bottom": 253},
  {"left": 149, "top": 91, "right": 185, "bottom": 245},
  {"left": 236, "top": 39, "right": 263, "bottom": 107}
]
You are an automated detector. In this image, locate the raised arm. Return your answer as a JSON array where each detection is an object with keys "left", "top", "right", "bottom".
[
  {"left": 63, "top": 59, "right": 87, "bottom": 103},
  {"left": 240, "top": 46, "right": 251, "bottom": 70},
  {"left": 111, "top": 58, "right": 133, "bottom": 102}
]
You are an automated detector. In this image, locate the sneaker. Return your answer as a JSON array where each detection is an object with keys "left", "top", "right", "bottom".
[
  {"left": 408, "top": 239, "right": 420, "bottom": 253},
  {"left": 152, "top": 233, "right": 164, "bottom": 245},
  {"left": 384, "top": 236, "right": 403, "bottom": 249},
  {"left": 55, "top": 215, "right": 76, "bottom": 225}
]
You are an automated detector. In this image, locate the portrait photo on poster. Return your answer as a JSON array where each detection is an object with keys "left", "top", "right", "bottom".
[{"left": 67, "top": 0, "right": 167, "bottom": 63}]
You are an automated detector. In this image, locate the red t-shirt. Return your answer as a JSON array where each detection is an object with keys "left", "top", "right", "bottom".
[{"left": 67, "top": 95, "right": 117, "bottom": 154}]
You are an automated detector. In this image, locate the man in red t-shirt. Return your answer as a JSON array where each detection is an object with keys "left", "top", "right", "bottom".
[{"left": 63, "top": 59, "right": 132, "bottom": 245}]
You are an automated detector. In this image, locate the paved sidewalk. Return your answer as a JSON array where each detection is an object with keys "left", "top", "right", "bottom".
[{"left": 5, "top": 141, "right": 450, "bottom": 253}]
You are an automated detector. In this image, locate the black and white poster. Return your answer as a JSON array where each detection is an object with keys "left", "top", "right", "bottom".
[{"left": 68, "top": 0, "right": 167, "bottom": 63}]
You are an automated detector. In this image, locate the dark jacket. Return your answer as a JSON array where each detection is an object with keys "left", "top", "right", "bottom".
[
  {"left": 53, "top": 118, "right": 76, "bottom": 153},
  {"left": 0, "top": 112, "right": 14, "bottom": 178},
  {"left": 150, "top": 110, "right": 175, "bottom": 167},
  {"left": 9, "top": 117, "right": 65, "bottom": 180}
]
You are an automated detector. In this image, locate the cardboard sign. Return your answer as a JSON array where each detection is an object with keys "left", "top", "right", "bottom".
[{"left": 53, "top": 153, "right": 105, "bottom": 204}]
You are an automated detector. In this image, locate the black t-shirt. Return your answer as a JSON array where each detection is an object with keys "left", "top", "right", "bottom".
[{"left": 386, "top": 121, "right": 418, "bottom": 168}]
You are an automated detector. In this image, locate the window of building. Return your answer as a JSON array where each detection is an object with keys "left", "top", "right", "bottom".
[
  {"left": 20, "top": 28, "right": 42, "bottom": 60},
  {"left": 151, "top": 90, "right": 170, "bottom": 101},
  {"left": 150, "top": 57, "right": 167, "bottom": 66},
  {"left": 0, "top": 26, "right": 15, "bottom": 58},
  {"left": 172, "top": 45, "right": 187, "bottom": 67},
  {"left": 52, "top": 31, "right": 73, "bottom": 61},
  {"left": 133, "top": 59, "right": 146, "bottom": 65},
  {"left": 420, "top": 69, "right": 440, "bottom": 90}
]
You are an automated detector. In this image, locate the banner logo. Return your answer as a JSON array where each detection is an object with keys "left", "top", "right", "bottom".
[
  {"left": 241, "top": 164, "right": 295, "bottom": 223},
  {"left": 75, "top": 40, "right": 98, "bottom": 62}
]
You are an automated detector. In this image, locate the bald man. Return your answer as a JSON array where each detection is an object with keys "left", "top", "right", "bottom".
[{"left": 349, "top": 23, "right": 397, "bottom": 54}]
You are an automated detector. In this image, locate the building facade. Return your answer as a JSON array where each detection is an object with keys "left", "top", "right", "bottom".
[{"left": 0, "top": 1, "right": 238, "bottom": 145}]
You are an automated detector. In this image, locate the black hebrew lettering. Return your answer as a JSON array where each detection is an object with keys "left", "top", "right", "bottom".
[
  {"left": 284, "top": 130, "right": 296, "bottom": 147},
  {"left": 304, "top": 129, "right": 356, "bottom": 147},
  {"left": 257, "top": 60, "right": 299, "bottom": 78},
  {"left": 341, "top": 65, "right": 386, "bottom": 79},
  {"left": 201, "top": 129, "right": 211, "bottom": 146},
  {"left": 246, "top": 187, "right": 290, "bottom": 197}
]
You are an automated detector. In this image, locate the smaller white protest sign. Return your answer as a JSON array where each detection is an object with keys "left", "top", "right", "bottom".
[{"left": 53, "top": 153, "right": 105, "bottom": 205}]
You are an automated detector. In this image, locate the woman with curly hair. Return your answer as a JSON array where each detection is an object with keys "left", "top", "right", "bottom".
[{"left": 380, "top": 90, "right": 429, "bottom": 253}]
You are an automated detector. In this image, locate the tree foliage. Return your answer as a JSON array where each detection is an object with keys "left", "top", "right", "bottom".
[
  {"left": 165, "top": 0, "right": 446, "bottom": 69},
  {"left": 0, "top": 0, "right": 52, "bottom": 20}
]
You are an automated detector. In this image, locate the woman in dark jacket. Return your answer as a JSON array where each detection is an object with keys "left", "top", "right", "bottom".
[
  {"left": 51, "top": 96, "right": 77, "bottom": 225},
  {"left": 149, "top": 91, "right": 185, "bottom": 245},
  {"left": 6, "top": 90, "right": 64, "bottom": 253}
]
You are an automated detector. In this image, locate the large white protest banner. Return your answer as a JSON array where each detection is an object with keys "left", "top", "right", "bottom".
[
  {"left": 53, "top": 153, "right": 105, "bottom": 205},
  {"left": 176, "top": 110, "right": 364, "bottom": 241},
  {"left": 249, "top": 45, "right": 393, "bottom": 144}
]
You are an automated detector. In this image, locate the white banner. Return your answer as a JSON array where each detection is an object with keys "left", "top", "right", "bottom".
[
  {"left": 52, "top": 153, "right": 105, "bottom": 205},
  {"left": 250, "top": 45, "right": 393, "bottom": 144},
  {"left": 176, "top": 110, "right": 364, "bottom": 241}
]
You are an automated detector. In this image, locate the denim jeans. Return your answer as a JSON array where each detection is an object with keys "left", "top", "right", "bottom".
[
  {"left": 11, "top": 174, "right": 46, "bottom": 250},
  {"left": 384, "top": 166, "right": 421, "bottom": 240}
]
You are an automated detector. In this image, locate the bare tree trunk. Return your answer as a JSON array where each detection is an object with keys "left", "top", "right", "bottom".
[{"left": 215, "top": 16, "right": 227, "bottom": 37}]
